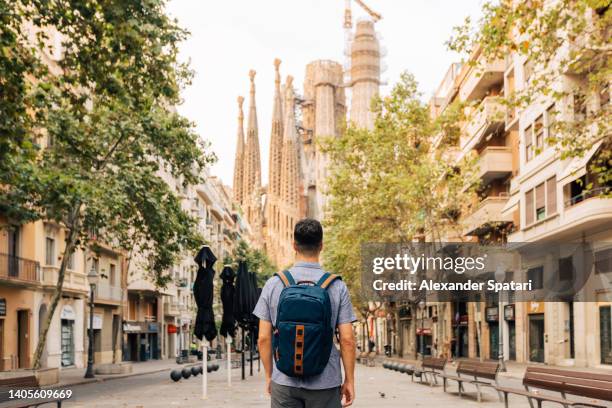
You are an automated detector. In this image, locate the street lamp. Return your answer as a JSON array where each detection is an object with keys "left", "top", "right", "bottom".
[
  {"left": 494, "top": 264, "right": 507, "bottom": 372},
  {"left": 84, "top": 263, "right": 99, "bottom": 379},
  {"left": 418, "top": 299, "right": 426, "bottom": 357}
]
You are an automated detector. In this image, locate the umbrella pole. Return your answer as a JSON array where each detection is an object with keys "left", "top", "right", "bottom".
[
  {"left": 202, "top": 341, "right": 208, "bottom": 400},
  {"left": 226, "top": 335, "right": 232, "bottom": 387},
  {"left": 241, "top": 327, "right": 245, "bottom": 380},
  {"left": 250, "top": 329, "right": 253, "bottom": 376}
]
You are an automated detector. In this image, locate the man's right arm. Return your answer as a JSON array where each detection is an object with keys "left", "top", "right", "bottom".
[{"left": 258, "top": 319, "right": 274, "bottom": 395}]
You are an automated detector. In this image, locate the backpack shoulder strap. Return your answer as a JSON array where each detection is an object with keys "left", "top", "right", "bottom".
[
  {"left": 316, "top": 272, "right": 341, "bottom": 289},
  {"left": 275, "top": 270, "right": 296, "bottom": 287}
]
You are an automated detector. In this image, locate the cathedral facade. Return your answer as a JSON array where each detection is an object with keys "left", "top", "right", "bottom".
[{"left": 233, "top": 20, "right": 381, "bottom": 267}]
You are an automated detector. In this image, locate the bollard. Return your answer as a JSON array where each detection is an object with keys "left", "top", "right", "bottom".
[
  {"left": 191, "top": 366, "right": 200, "bottom": 377},
  {"left": 181, "top": 368, "right": 191, "bottom": 379},
  {"left": 170, "top": 370, "right": 182, "bottom": 382}
]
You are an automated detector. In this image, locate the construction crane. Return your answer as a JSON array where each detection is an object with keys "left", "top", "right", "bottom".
[
  {"left": 344, "top": 0, "right": 382, "bottom": 31},
  {"left": 343, "top": 0, "right": 382, "bottom": 79}
]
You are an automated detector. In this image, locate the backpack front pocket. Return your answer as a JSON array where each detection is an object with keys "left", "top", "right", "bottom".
[{"left": 276, "top": 321, "right": 327, "bottom": 377}]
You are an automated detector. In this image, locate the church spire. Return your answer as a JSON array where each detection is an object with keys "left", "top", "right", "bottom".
[
  {"left": 280, "top": 75, "right": 300, "bottom": 208},
  {"left": 232, "top": 96, "right": 245, "bottom": 204},
  {"left": 243, "top": 69, "right": 261, "bottom": 199},
  {"left": 268, "top": 58, "right": 284, "bottom": 200}
]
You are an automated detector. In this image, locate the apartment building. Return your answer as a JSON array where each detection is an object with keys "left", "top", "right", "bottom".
[{"left": 395, "top": 31, "right": 611, "bottom": 369}]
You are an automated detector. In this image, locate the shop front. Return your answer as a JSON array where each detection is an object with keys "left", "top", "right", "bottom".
[
  {"left": 600, "top": 304, "right": 612, "bottom": 365},
  {"left": 123, "top": 321, "right": 160, "bottom": 362},
  {"left": 486, "top": 306, "right": 499, "bottom": 360}
]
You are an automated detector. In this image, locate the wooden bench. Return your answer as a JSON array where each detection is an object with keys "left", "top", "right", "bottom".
[
  {"left": 412, "top": 357, "right": 446, "bottom": 386},
  {"left": 497, "top": 366, "right": 612, "bottom": 408},
  {"left": 439, "top": 360, "right": 502, "bottom": 403},
  {"left": 0, "top": 376, "right": 63, "bottom": 407}
]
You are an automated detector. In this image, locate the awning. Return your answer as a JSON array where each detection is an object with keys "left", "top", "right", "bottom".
[
  {"left": 501, "top": 192, "right": 520, "bottom": 217},
  {"left": 558, "top": 141, "right": 602, "bottom": 183}
]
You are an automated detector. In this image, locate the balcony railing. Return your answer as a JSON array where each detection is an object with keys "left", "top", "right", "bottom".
[
  {"left": 94, "top": 283, "right": 122, "bottom": 302},
  {"left": 0, "top": 253, "right": 39, "bottom": 283},
  {"left": 164, "top": 301, "right": 180, "bottom": 316},
  {"left": 478, "top": 146, "right": 513, "bottom": 183},
  {"left": 459, "top": 59, "right": 505, "bottom": 102},
  {"left": 463, "top": 96, "right": 504, "bottom": 150},
  {"left": 564, "top": 187, "right": 610, "bottom": 208},
  {"left": 463, "top": 195, "right": 513, "bottom": 236}
]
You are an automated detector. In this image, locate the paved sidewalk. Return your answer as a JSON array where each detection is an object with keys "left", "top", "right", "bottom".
[{"left": 51, "top": 358, "right": 189, "bottom": 388}]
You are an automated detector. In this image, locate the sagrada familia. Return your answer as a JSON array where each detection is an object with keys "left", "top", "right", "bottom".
[{"left": 233, "top": 20, "right": 381, "bottom": 268}]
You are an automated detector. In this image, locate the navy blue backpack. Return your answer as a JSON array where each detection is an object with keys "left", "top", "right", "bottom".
[{"left": 273, "top": 270, "right": 340, "bottom": 377}]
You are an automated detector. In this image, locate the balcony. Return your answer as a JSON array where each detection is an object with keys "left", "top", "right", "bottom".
[
  {"left": 463, "top": 195, "right": 513, "bottom": 236},
  {"left": 176, "top": 278, "right": 189, "bottom": 288},
  {"left": 0, "top": 254, "right": 39, "bottom": 285},
  {"left": 459, "top": 59, "right": 505, "bottom": 102},
  {"left": 462, "top": 97, "right": 504, "bottom": 151},
  {"left": 164, "top": 301, "right": 180, "bottom": 316},
  {"left": 42, "top": 266, "right": 88, "bottom": 294},
  {"left": 478, "top": 146, "right": 513, "bottom": 183},
  {"left": 94, "top": 283, "right": 123, "bottom": 303}
]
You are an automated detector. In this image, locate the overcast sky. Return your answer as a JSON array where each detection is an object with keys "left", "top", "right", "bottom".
[{"left": 166, "top": 0, "right": 484, "bottom": 186}]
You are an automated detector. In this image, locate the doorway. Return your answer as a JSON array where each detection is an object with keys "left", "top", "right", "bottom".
[
  {"left": 61, "top": 319, "right": 75, "bottom": 366},
  {"left": 489, "top": 322, "right": 499, "bottom": 360},
  {"left": 508, "top": 321, "right": 516, "bottom": 360},
  {"left": 17, "top": 310, "right": 29, "bottom": 368},
  {"left": 529, "top": 314, "right": 545, "bottom": 363},
  {"left": 0, "top": 319, "right": 4, "bottom": 370}
]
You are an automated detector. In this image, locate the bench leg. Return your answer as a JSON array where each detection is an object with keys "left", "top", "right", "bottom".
[
  {"left": 503, "top": 391, "right": 509, "bottom": 408},
  {"left": 475, "top": 383, "right": 482, "bottom": 403},
  {"left": 458, "top": 381, "right": 462, "bottom": 397},
  {"left": 443, "top": 377, "right": 446, "bottom": 392}
]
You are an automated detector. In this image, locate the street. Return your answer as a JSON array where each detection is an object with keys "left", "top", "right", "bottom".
[{"left": 58, "top": 362, "right": 539, "bottom": 408}]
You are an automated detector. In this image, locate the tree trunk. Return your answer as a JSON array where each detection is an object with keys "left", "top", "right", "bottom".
[{"left": 32, "top": 207, "right": 81, "bottom": 370}]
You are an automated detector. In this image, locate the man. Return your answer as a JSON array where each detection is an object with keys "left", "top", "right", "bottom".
[{"left": 254, "top": 218, "right": 357, "bottom": 408}]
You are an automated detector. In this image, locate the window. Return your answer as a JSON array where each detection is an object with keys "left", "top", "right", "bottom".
[
  {"left": 66, "top": 251, "right": 75, "bottom": 270},
  {"left": 527, "top": 266, "right": 544, "bottom": 289},
  {"left": 535, "top": 183, "right": 546, "bottom": 221},
  {"left": 546, "top": 104, "right": 556, "bottom": 143},
  {"left": 110, "top": 264, "right": 116, "bottom": 286},
  {"left": 559, "top": 257, "right": 574, "bottom": 281},
  {"left": 45, "top": 237, "right": 55, "bottom": 266},
  {"left": 525, "top": 189, "right": 534, "bottom": 225},
  {"left": 525, "top": 125, "right": 534, "bottom": 161},
  {"left": 595, "top": 249, "right": 612, "bottom": 274},
  {"left": 523, "top": 59, "right": 534, "bottom": 83},
  {"left": 546, "top": 177, "right": 557, "bottom": 215},
  {"left": 574, "top": 91, "right": 587, "bottom": 121},
  {"left": 534, "top": 115, "right": 544, "bottom": 154},
  {"left": 128, "top": 298, "right": 137, "bottom": 320}
]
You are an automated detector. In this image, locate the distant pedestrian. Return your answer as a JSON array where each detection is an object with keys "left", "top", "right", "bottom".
[{"left": 254, "top": 218, "right": 357, "bottom": 408}]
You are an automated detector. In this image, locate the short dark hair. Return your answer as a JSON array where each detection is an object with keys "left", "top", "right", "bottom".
[{"left": 294, "top": 218, "right": 323, "bottom": 254}]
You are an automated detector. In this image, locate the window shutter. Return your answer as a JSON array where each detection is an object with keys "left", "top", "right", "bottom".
[
  {"left": 525, "top": 190, "right": 534, "bottom": 225},
  {"left": 547, "top": 177, "right": 557, "bottom": 215},
  {"left": 535, "top": 183, "right": 545, "bottom": 210}
]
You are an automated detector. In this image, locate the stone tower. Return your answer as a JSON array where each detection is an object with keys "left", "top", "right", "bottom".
[
  {"left": 349, "top": 20, "right": 380, "bottom": 129},
  {"left": 242, "top": 70, "right": 263, "bottom": 247},
  {"left": 302, "top": 60, "right": 346, "bottom": 220},
  {"left": 277, "top": 75, "right": 302, "bottom": 263},
  {"left": 266, "top": 59, "right": 284, "bottom": 263},
  {"left": 232, "top": 96, "right": 245, "bottom": 205}
]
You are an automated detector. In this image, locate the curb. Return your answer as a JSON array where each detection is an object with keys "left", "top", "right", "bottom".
[{"left": 44, "top": 367, "right": 173, "bottom": 389}]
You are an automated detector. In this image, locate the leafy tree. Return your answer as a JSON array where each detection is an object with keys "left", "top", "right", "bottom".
[
  {"left": 0, "top": 1, "right": 215, "bottom": 369},
  {"left": 448, "top": 0, "right": 611, "bottom": 194},
  {"left": 320, "top": 73, "right": 479, "bottom": 356},
  {"left": 231, "top": 239, "right": 277, "bottom": 286}
]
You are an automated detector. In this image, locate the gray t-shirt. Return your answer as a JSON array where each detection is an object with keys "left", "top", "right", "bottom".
[{"left": 253, "top": 261, "right": 357, "bottom": 390}]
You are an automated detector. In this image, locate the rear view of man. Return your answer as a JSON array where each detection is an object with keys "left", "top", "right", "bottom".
[{"left": 254, "top": 218, "right": 357, "bottom": 408}]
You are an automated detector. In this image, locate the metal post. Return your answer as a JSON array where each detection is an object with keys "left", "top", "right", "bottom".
[
  {"left": 249, "top": 331, "right": 253, "bottom": 376},
  {"left": 499, "top": 301, "right": 506, "bottom": 372},
  {"left": 241, "top": 328, "right": 245, "bottom": 380},
  {"left": 226, "top": 336, "right": 231, "bottom": 387},
  {"left": 202, "top": 342, "right": 208, "bottom": 399},
  {"left": 84, "top": 285, "right": 95, "bottom": 379}
]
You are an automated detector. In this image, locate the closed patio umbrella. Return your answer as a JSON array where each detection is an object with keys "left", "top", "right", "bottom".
[
  {"left": 220, "top": 265, "right": 236, "bottom": 338},
  {"left": 193, "top": 245, "right": 217, "bottom": 342}
]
